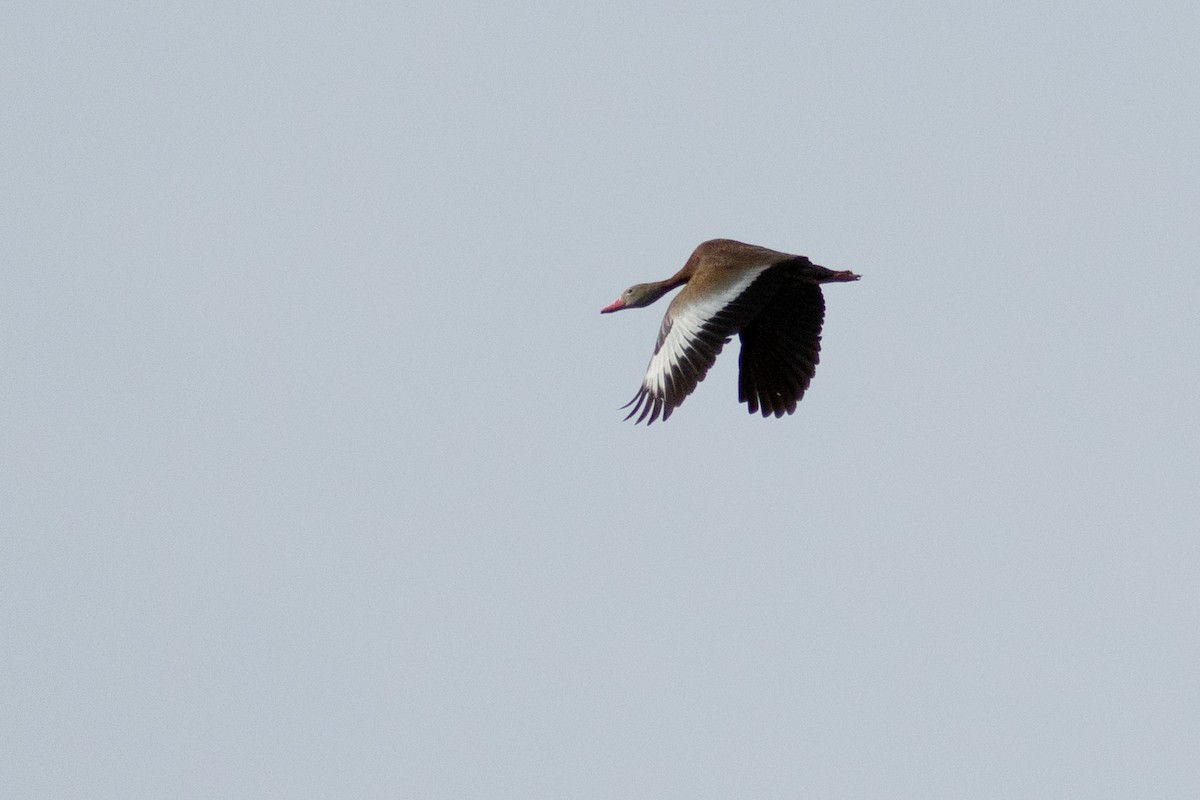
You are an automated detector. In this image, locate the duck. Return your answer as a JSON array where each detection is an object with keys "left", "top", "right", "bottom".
[{"left": 601, "top": 239, "right": 859, "bottom": 424}]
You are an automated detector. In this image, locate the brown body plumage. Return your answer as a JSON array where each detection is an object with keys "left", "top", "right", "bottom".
[{"left": 601, "top": 239, "right": 859, "bottom": 424}]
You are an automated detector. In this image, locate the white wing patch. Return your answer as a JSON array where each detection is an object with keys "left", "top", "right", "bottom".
[
  {"left": 625, "top": 263, "right": 774, "bottom": 423},
  {"left": 643, "top": 264, "right": 770, "bottom": 393}
]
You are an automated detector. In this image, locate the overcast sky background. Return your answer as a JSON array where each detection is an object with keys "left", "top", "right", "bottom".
[{"left": 4, "top": 1, "right": 1199, "bottom": 797}]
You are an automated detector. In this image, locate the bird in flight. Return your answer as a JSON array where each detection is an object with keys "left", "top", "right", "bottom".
[{"left": 601, "top": 239, "right": 860, "bottom": 424}]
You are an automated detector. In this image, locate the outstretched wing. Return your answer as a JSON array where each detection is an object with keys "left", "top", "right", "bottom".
[
  {"left": 623, "top": 265, "right": 777, "bottom": 424},
  {"left": 737, "top": 277, "right": 825, "bottom": 417}
]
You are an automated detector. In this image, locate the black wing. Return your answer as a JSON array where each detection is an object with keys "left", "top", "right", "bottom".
[{"left": 737, "top": 276, "right": 825, "bottom": 417}]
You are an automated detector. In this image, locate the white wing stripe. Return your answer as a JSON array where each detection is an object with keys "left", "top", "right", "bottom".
[{"left": 641, "top": 264, "right": 772, "bottom": 395}]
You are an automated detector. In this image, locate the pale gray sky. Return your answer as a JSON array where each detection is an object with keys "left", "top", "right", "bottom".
[{"left": 3, "top": 1, "right": 1199, "bottom": 797}]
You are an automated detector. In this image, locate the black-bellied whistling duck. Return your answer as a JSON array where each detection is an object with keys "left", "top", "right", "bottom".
[{"left": 601, "top": 239, "right": 860, "bottom": 424}]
